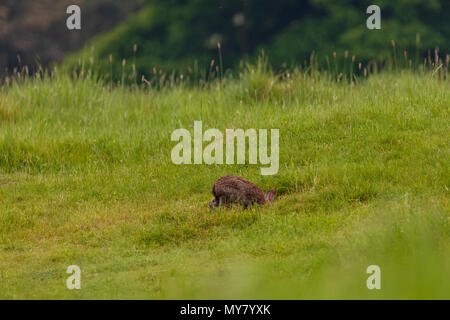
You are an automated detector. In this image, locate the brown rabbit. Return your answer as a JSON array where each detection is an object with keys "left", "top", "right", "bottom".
[{"left": 209, "top": 175, "right": 275, "bottom": 210}]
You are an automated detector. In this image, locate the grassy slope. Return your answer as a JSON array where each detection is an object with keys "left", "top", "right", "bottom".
[{"left": 0, "top": 69, "right": 448, "bottom": 299}]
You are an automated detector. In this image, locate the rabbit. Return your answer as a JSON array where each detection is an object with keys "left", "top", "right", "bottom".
[{"left": 209, "top": 175, "right": 275, "bottom": 210}]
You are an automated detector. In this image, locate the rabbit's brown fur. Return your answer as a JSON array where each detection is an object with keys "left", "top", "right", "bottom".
[{"left": 209, "top": 175, "right": 275, "bottom": 210}]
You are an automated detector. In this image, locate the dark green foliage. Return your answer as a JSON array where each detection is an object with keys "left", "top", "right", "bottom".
[{"left": 64, "top": 0, "right": 450, "bottom": 80}]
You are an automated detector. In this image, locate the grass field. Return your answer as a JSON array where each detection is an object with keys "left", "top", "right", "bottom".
[{"left": 0, "top": 64, "right": 449, "bottom": 299}]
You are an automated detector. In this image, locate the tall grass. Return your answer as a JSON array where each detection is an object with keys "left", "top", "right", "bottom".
[
  {"left": 49, "top": 39, "right": 450, "bottom": 89},
  {"left": 0, "top": 57, "right": 448, "bottom": 299}
]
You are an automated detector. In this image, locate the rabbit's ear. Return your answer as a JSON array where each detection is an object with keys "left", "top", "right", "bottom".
[{"left": 265, "top": 189, "right": 276, "bottom": 202}]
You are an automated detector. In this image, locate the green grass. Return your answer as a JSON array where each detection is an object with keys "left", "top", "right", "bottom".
[{"left": 0, "top": 66, "right": 449, "bottom": 299}]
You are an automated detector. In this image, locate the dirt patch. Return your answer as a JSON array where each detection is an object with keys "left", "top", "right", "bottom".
[{"left": 0, "top": 0, "right": 142, "bottom": 76}]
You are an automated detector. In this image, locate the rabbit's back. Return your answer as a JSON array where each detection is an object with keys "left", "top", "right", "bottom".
[{"left": 212, "top": 175, "right": 265, "bottom": 204}]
